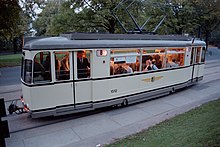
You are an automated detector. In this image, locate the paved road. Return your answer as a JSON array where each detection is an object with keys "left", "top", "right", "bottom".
[{"left": 0, "top": 66, "right": 21, "bottom": 86}]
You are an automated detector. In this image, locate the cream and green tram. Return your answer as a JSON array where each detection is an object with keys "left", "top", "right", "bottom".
[{"left": 21, "top": 34, "right": 206, "bottom": 118}]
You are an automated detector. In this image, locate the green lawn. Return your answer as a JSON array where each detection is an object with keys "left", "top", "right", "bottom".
[
  {"left": 0, "top": 54, "right": 22, "bottom": 67},
  {"left": 105, "top": 99, "right": 220, "bottom": 147}
]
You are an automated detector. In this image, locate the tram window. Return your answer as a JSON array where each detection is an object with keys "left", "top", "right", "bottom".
[
  {"left": 142, "top": 54, "right": 165, "bottom": 71},
  {"left": 196, "top": 47, "right": 201, "bottom": 63},
  {"left": 166, "top": 48, "right": 185, "bottom": 68},
  {"left": 33, "top": 52, "right": 51, "bottom": 83},
  {"left": 54, "top": 52, "right": 70, "bottom": 80},
  {"left": 201, "top": 47, "right": 206, "bottom": 63},
  {"left": 143, "top": 48, "right": 165, "bottom": 54},
  {"left": 22, "top": 59, "right": 32, "bottom": 84},
  {"left": 21, "top": 56, "right": 24, "bottom": 80},
  {"left": 77, "top": 50, "right": 91, "bottom": 79},
  {"left": 142, "top": 48, "right": 165, "bottom": 71},
  {"left": 110, "top": 49, "right": 140, "bottom": 75},
  {"left": 111, "top": 49, "right": 138, "bottom": 55},
  {"left": 190, "top": 47, "right": 194, "bottom": 65}
]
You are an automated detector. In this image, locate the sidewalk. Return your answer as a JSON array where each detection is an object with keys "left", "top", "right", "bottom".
[{"left": 0, "top": 84, "right": 21, "bottom": 94}]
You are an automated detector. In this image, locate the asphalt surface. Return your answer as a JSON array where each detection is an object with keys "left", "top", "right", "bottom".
[{"left": 0, "top": 66, "right": 21, "bottom": 86}]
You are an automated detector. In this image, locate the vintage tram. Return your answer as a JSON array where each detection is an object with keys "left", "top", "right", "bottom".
[{"left": 20, "top": 33, "right": 206, "bottom": 118}]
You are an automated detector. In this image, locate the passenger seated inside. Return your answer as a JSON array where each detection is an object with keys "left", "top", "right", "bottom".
[
  {"left": 166, "top": 58, "right": 179, "bottom": 68},
  {"left": 55, "top": 55, "right": 61, "bottom": 80},
  {"left": 153, "top": 55, "right": 162, "bottom": 69},
  {"left": 60, "top": 54, "right": 70, "bottom": 80},
  {"left": 144, "top": 59, "right": 158, "bottom": 71},
  {"left": 114, "top": 65, "right": 127, "bottom": 74},
  {"left": 43, "top": 55, "right": 51, "bottom": 81},
  {"left": 77, "top": 51, "right": 90, "bottom": 79},
  {"left": 122, "top": 63, "right": 133, "bottom": 73},
  {"left": 143, "top": 56, "right": 158, "bottom": 71},
  {"left": 33, "top": 57, "right": 45, "bottom": 81}
]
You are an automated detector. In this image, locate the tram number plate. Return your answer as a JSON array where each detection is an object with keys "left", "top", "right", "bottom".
[{"left": 111, "top": 89, "right": 118, "bottom": 93}]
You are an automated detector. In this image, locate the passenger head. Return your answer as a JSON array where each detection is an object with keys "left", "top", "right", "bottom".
[
  {"left": 77, "top": 51, "right": 85, "bottom": 58},
  {"left": 146, "top": 55, "right": 153, "bottom": 61},
  {"left": 155, "top": 55, "right": 160, "bottom": 60},
  {"left": 46, "top": 55, "right": 50, "bottom": 61},
  {"left": 152, "top": 59, "right": 156, "bottom": 64}
]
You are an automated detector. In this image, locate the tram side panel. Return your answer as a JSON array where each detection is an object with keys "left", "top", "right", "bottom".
[
  {"left": 198, "top": 64, "right": 205, "bottom": 79},
  {"left": 92, "top": 67, "right": 192, "bottom": 106},
  {"left": 74, "top": 81, "right": 92, "bottom": 104},
  {"left": 27, "top": 83, "right": 73, "bottom": 115},
  {"left": 22, "top": 84, "right": 32, "bottom": 109}
]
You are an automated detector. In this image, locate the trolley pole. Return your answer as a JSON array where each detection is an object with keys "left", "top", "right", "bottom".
[{"left": 0, "top": 98, "right": 10, "bottom": 147}]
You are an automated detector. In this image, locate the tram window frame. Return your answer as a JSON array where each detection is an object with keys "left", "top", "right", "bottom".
[
  {"left": 54, "top": 51, "right": 70, "bottom": 81},
  {"left": 77, "top": 50, "right": 91, "bottom": 79},
  {"left": 33, "top": 51, "right": 52, "bottom": 83},
  {"left": 110, "top": 48, "right": 140, "bottom": 75},
  {"left": 21, "top": 59, "right": 32, "bottom": 84},
  {"left": 142, "top": 48, "right": 165, "bottom": 71}
]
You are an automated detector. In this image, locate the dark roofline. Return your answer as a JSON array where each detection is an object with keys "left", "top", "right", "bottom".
[{"left": 60, "top": 33, "right": 193, "bottom": 41}]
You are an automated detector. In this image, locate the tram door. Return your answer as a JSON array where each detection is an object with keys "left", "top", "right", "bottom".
[
  {"left": 73, "top": 50, "right": 93, "bottom": 107},
  {"left": 191, "top": 47, "right": 201, "bottom": 82}
]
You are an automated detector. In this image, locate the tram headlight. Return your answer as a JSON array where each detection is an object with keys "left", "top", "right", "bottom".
[{"left": 96, "top": 50, "right": 108, "bottom": 56}]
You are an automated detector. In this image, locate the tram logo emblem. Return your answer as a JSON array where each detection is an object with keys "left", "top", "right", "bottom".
[
  {"left": 142, "top": 76, "right": 163, "bottom": 83},
  {"left": 151, "top": 77, "right": 155, "bottom": 82}
]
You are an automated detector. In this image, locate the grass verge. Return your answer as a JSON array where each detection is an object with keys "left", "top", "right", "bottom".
[
  {"left": 105, "top": 99, "right": 220, "bottom": 147},
  {"left": 0, "top": 54, "right": 22, "bottom": 67}
]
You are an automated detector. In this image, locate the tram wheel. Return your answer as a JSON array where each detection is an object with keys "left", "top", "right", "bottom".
[{"left": 121, "top": 99, "right": 128, "bottom": 107}]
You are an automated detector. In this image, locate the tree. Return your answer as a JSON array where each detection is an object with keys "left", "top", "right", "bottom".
[
  {"left": 189, "top": 0, "right": 220, "bottom": 48},
  {"left": 32, "top": 1, "right": 59, "bottom": 36},
  {"left": 0, "top": 0, "right": 21, "bottom": 43},
  {"left": 33, "top": 0, "right": 220, "bottom": 46}
]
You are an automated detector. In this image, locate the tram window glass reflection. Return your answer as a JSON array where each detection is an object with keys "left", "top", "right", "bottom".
[
  {"left": 77, "top": 50, "right": 91, "bottom": 79},
  {"left": 110, "top": 49, "right": 140, "bottom": 75},
  {"left": 196, "top": 47, "right": 201, "bottom": 63},
  {"left": 54, "top": 52, "right": 70, "bottom": 80},
  {"left": 201, "top": 47, "right": 206, "bottom": 63},
  {"left": 22, "top": 59, "right": 32, "bottom": 84},
  {"left": 142, "top": 48, "right": 165, "bottom": 71},
  {"left": 166, "top": 48, "right": 185, "bottom": 68},
  {"left": 21, "top": 56, "right": 24, "bottom": 80},
  {"left": 33, "top": 52, "right": 51, "bottom": 83},
  {"left": 190, "top": 47, "right": 194, "bottom": 65}
]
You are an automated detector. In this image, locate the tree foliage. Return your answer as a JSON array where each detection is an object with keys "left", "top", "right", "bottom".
[
  {"left": 32, "top": 0, "right": 220, "bottom": 46},
  {"left": 189, "top": 0, "right": 220, "bottom": 45},
  {"left": 0, "top": 0, "right": 21, "bottom": 42},
  {"left": 32, "top": 1, "right": 60, "bottom": 36}
]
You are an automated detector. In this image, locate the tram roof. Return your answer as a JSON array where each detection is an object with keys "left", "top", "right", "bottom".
[{"left": 23, "top": 34, "right": 206, "bottom": 50}]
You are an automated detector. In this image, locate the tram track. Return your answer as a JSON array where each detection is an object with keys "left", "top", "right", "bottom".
[{"left": 3, "top": 59, "right": 220, "bottom": 134}]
